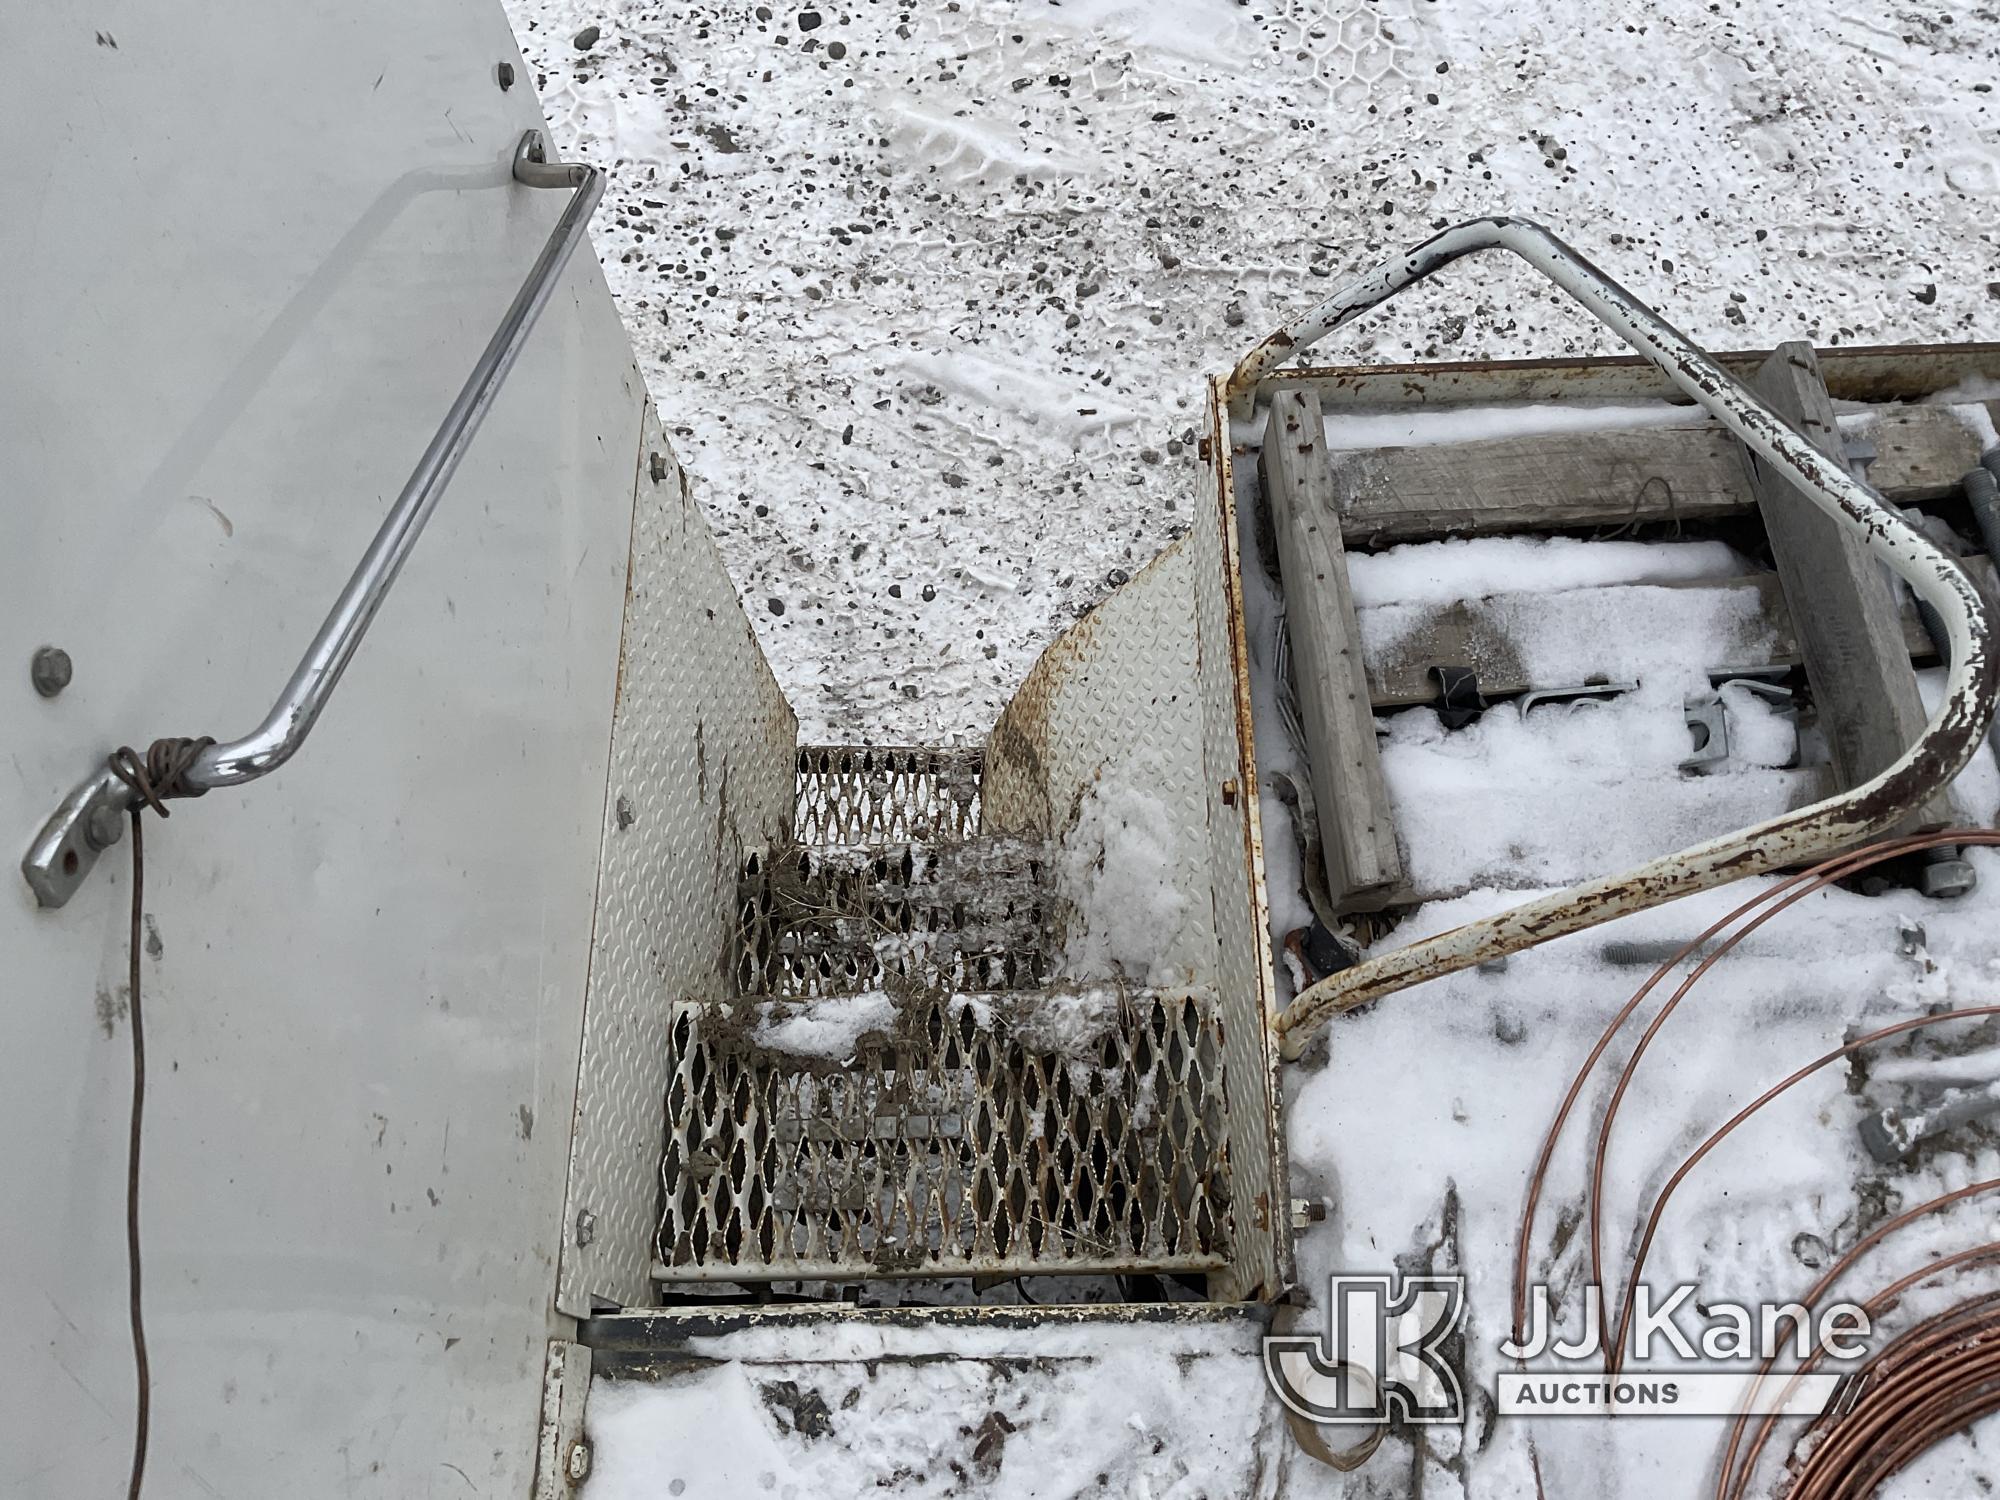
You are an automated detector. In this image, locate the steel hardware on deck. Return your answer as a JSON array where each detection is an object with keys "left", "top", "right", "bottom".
[
  {"left": 1227, "top": 217, "right": 1999, "bottom": 1052},
  {"left": 21, "top": 132, "right": 602, "bottom": 909}
]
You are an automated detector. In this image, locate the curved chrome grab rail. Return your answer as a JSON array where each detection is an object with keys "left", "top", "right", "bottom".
[
  {"left": 1229, "top": 217, "right": 2000, "bottom": 1054},
  {"left": 23, "top": 131, "right": 604, "bottom": 908}
]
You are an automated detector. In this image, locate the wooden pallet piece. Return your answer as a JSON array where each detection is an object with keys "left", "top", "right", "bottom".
[
  {"left": 1323, "top": 400, "right": 2000, "bottom": 544},
  {"left": 1259, "top": 387, "right": 1404, "bottom": 911},
  {"left": 1740, "top": 342, "right": 1952, "bottom": 830}
]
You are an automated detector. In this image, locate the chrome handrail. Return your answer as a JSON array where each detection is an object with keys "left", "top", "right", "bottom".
[
  {"left": 1227, "top": 217, "right": 2000, "bottom": 1054},
  {"left": 23, "top": 131, "right": 604, "bottom": 908}
]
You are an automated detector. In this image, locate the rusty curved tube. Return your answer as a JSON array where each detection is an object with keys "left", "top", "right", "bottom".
[{"left": 1246, "top": 217, "right": 1998, "bottom": 1054}]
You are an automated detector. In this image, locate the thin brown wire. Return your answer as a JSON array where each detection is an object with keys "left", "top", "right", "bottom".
[
  {"left": 1509, "top": 830, "right": 1949, "bottom": 1345},
  {"left": 122, "top": 806, "right": 149, "bottom": 1500},
  {"left": 1612, "top": 1009, "right": 2000, "bottom": 1372},
  {"left": 105, "top": 736, "right": 212, "bottom": 1500}
]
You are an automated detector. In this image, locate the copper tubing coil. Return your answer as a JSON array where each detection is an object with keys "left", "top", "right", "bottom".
[
  {"left": 1505, "top": 829, "right": 2000, "bottom": 1494},
  {"left": 1736, "top": 1282, "right": 2000, "bottom": 1499}
]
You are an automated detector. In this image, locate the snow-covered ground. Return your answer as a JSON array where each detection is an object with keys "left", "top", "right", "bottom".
[
  {"left": 503, "top": 0, "right": 2000, "bottom": 1494},
  {"left": 509, "top": 0, "right": 1999, "bottom": 744}
]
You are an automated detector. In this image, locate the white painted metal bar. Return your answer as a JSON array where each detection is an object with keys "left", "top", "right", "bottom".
[
  {"left": 1231, "top": 217, "right": 1999, "bottom": 1053},
  {"left": 21, "top": 131, "right": 603, "bottom": 909}
]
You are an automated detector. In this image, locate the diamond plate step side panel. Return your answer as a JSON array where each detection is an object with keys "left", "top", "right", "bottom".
[{"left": 557, "top": 409, "right": 798, "bottom": 1315}]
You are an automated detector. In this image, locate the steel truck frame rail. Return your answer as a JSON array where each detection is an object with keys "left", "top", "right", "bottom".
[
  {"left": 1225, "top": 216, "right": 1999, "bottom": 1054},
  {"left": 22, "top": 131, "right": 603, "bottom": 909}
]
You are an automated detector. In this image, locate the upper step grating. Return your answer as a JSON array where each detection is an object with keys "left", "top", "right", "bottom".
[
  {"left": 794, "top": 744, "right": 983, "bottom": 847},
  {"left": 735, "top": 838, "right": 1059, "bottom": 999}
]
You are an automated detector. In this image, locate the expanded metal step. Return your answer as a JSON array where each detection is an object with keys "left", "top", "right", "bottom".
[
  {"left": 793, "top": 744, "right": 983, "bottom": 846},
  {"left": 734, "top": 838, "right": 1060, "bottom": 998},
  {"left": 654, "top": 984, "right": 1231, "bottom": 1282}
]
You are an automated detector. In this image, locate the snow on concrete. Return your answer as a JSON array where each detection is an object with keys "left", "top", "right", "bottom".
[
  {"left": 584, "top": 1318, "right": 1285, "bottom": 1499},
  {"left": 503, "top": 0, "right": 2000, "bottom": 1493},
  {"left": 508, "top": 0, "right": 2000, "bottom": 743}
]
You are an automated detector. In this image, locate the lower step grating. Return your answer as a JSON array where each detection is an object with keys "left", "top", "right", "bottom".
[{"left": 654, "top": 985, "right": 1232, "bottom": 1282}]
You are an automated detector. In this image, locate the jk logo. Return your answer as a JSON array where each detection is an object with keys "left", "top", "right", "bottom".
[{"left": 1264, "top": 1273, "right": 1467, "bottom": 1425}]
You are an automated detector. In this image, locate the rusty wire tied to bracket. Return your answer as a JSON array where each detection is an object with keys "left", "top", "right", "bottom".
[{"left": 1223, "top": 217, "right": 2000, "bottom": 1056}]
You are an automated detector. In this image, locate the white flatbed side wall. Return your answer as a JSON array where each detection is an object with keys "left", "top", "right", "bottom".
[{"left": 1, "top": 5, "right": 655, "bottom": 1495}]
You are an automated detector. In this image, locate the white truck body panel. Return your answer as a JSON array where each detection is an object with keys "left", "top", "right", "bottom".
[{"left": 1, "top": 5, "right": 656, "bottom": 1492}]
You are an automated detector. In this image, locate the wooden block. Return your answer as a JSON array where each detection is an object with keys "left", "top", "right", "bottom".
[
  {"left": 1851, "top": 402, "right": 2000, "bottom": 500},
  {"left": 1742, "top": 343, "right": 1951, "bottom": 828},
  {"left": 1322, "top": 402, "right": 2000, "bottom": 544},
  {"left": 1260, "top": 388, "right": 1404, "bottom": 910}
]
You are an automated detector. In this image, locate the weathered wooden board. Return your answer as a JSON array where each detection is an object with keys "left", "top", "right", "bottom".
[
  {"left": 1260, "top": 387, "right": 1404, "bottom": 910},
  {"left": 1742, "top": 343, "right": 1952, "bottom": 829},
  {"left": 1285, "top": 342, "right": 2000, "bottom": 413},
  {"left": 1323, "top": 401, "right": 2000, "bottom": 544},
  {"left": 1328, "top": 420, "right": 1741, "bottom": 541}
]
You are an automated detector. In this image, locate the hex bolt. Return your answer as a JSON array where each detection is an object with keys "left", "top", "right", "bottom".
[
  {"left": 565, "top": 1440, "right": 592, "bottom": 1482},
  {"left": 1860, "top": 1086, "right": 2000, "bottom": 1164},
  {"left": 1220, "top": 777, "right": 1239, "bottom": 806},
  {"left": 31, "top": 646, "right": 72, "bottom": 698},
  {"left": 1919, "top": 847, "right": 1978, "bottom": 900},
  {"left": 496, "top": 61, "right": 516, "bottom": 90},
  {"left": 84, "top": 802, "right": 125, "bottom": 852},
  {"left": 649, "top": 450, "right": 668, "bottom": 484}
]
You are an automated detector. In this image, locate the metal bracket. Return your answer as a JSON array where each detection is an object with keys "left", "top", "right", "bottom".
[
  {"left": 21, "top": 131, "right": 603, "bottom": 909},
  {"left": 1429, "top": 665, "right": 1485, "bottom": 729},
  {"left": 1680, "top": 678, "right": 1797, "bottom": 774},
  {"left": 1680, "top": 694, "right": 1731, "bottom": 772},
  {"left": 1860, "top": 1084, "right": 2000, "bottom": 1163},
  {"left": 1517, "top": 680, "right": 1637, "bottom": 716},
  {"left": 532, "top": 1339, "right": 593, "bottom": 1500}
]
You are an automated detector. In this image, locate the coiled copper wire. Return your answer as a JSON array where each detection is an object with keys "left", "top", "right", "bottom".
[{"left": 1509, "top": 829, "right": 2000, "bottom": 1496}]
